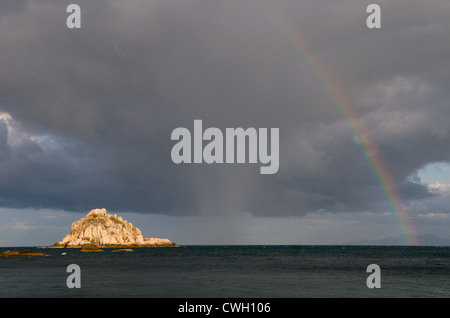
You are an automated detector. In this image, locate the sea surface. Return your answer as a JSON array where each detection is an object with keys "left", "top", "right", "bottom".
[{"left": 1, "top": 245, "right": 450, "bottom": 298}]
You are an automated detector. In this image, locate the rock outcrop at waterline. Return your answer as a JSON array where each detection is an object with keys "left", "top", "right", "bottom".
[
  {"left": 1, "top": 249, "right": 48, "bottom": 258},
  {"left": 49, "top": 208, "right": 176, "bottom": 248}
]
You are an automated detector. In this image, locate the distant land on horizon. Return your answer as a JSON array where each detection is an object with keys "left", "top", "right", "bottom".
[
  {"left": 347, "top": 234, "right": 450, "bottom": 246},
  {"left": 4, "top": 234, "right": 450, "bottom": 248}
]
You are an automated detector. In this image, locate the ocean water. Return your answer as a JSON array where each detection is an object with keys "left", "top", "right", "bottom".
[{"left": 1, "top": 245, "right": 450, "bottom": 298}]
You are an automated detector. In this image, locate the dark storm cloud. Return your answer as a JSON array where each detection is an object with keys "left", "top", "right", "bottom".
[{"left": 0, "top": 0, "right": 449, "bottom": 216}]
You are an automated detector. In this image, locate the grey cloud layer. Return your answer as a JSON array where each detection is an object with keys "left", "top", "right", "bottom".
[{"left": 0, "top": 0, "right": 449, "bottom": 216}]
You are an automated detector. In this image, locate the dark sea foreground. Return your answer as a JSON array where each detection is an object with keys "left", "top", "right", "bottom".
[{"left": 1, "top": 245, "right": 450, "bottom": 298}]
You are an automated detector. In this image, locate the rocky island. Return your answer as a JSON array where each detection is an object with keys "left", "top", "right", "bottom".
[{"left": 49, "top": 208, "right": 177, "bottom": 248}]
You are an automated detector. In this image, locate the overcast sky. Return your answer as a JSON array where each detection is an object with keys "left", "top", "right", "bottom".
[{"left": 1, "top": 0, "right": 450, "bottom": 246}]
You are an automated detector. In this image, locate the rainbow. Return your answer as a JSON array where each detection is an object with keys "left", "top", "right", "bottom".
[{"left": 258, "top": 1, "right": 419, "bottom": 245}]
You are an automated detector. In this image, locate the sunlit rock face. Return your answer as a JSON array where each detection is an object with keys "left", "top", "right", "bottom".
[{"left": 50, "top": 208, "right": 176, "bottom": 248}]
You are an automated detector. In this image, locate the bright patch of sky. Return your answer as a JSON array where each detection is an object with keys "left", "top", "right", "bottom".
[{"left": 418, "top": 162, "right": 450, "bottom": 184}]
